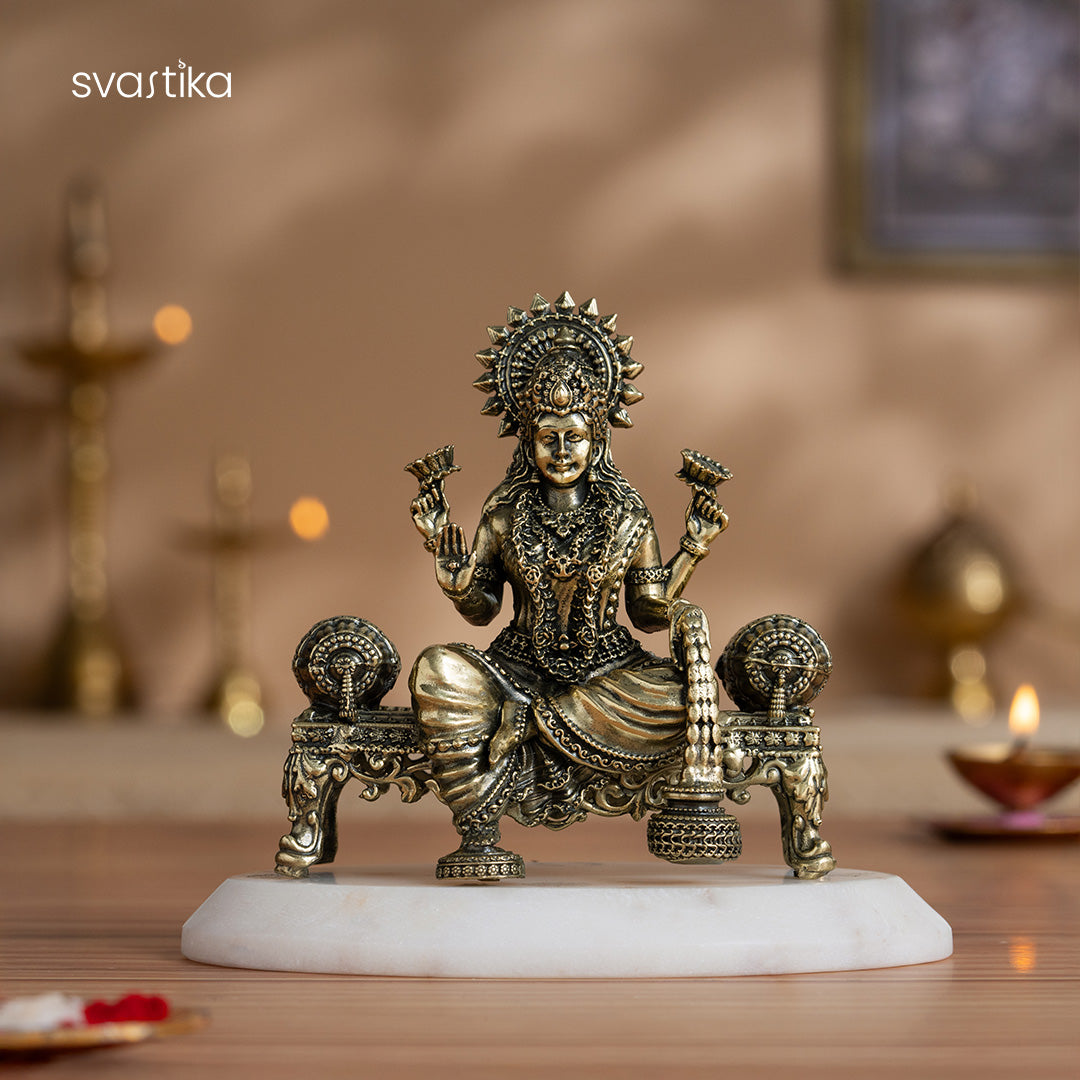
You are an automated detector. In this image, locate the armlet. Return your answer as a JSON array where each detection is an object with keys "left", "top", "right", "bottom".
[
  {"left": 472, "top": 565, "right": 502, "bottom": 587},
  {"left": 625, "top": 566, "right": 670, "bottom": 586}
]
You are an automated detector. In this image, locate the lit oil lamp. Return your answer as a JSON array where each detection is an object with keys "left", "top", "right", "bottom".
[{"left": 941, "top": 685, "right": 1080, "bottom": 838}]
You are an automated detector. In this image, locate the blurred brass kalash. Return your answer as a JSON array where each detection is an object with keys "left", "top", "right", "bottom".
[
  {"left": 895, "top": 483, "right": 1022, "bottom": 721},
  {"left": 17, "top": 181, "right": 158, "bottom": 716},
  {"left": 275, "top": 293, "right": 836, "bottom": 880}
]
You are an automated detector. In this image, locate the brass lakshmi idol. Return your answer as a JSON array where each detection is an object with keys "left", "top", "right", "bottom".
[{"left": 276, "top": 293, "right": 836, "bottom": 882}]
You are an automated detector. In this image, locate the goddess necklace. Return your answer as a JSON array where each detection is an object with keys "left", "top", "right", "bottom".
[{"left": 509, "top": 483, "right": 619, "bottom": 680}]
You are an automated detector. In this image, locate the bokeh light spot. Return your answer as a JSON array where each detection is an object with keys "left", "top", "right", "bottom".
[
  {"left": 226, "top": 700, "right": 264, "bottom": 738},
  {"left": 1008, "top": 936, "right": 1037, "bottom": 973},
  {"left": 153, "top": 304, "right": 193, "bottom": 345},
  {"left": 290, "top": 497, "right": 330, "bottom": 541}
]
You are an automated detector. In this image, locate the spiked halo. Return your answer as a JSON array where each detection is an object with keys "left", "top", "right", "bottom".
[{"left": 472, "top": 291, "right": 644, "bottom": 438}]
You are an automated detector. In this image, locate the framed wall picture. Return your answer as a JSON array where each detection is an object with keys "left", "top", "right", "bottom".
[{"left": 835, "top": 0, "right": 1080, "bottom": 276}]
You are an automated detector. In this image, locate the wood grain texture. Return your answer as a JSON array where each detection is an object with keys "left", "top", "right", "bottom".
[{"left": 2, "top": 816, "right": 1078, "bottom": 1078}]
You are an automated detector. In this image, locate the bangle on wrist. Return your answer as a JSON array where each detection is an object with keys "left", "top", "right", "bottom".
[
  {"left": 424, "top": 536, "right": 439, "bottom": 553},
  {"left": 679, "top": 534, "right": 710, "bottom": 559}
]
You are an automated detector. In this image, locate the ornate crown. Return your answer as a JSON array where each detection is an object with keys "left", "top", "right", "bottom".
[
  {"left": 472, "top": 291, "right": 644, "bottom": 438},
  {"left": 520, "top": 348, "right": 606, "bottom": 433}
]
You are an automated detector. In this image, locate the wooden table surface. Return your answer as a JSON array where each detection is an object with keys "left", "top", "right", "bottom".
[{"left": 3, "top": 814, "right": 1078, "bottom": 1078}]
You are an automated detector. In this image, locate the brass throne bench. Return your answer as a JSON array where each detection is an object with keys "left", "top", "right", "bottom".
[{"left": 275, "top": 613, "right": 836, "bottom": 880}]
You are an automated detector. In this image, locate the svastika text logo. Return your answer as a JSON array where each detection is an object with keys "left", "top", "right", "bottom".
[{"left": 72, "top": 60, "right": 231, "bottom": 99}]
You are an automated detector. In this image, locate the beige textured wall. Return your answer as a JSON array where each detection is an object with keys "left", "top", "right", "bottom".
[{"left": 1, "top": 0, "right": 1077, "bottom": 723}]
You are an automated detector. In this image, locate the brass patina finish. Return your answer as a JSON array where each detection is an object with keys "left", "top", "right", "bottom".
[{"left": 276, "top": 293, "right": 835, "bottom": 881}]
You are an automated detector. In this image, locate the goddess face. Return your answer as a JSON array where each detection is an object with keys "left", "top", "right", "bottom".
[{"left": 533, "top": 412, "right": 592, "bottom": 488}]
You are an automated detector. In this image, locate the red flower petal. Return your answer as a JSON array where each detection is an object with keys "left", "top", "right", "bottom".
[{"left": 82, "top": 994, "right": 171, "bottom": 1024}]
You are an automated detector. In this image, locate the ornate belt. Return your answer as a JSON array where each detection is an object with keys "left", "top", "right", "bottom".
[{"left": 488, "top": 624, "right": 639, "bottom": 680}]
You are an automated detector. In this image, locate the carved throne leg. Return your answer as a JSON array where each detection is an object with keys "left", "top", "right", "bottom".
[
  {"left": 770, "top": 754, "right": 836, "bottom": 880},
  {"left": 275, "top": 747, "right": 349, "bottom": 878}
]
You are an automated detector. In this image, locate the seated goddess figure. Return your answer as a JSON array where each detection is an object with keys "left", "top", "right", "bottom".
[{"left": 409, "top": 299, "right": 726, "bottom": 879}]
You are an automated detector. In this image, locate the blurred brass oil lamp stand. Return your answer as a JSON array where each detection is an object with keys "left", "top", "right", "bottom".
[
  {"left": 17, "top": 181, "right": 158, "bottom": 717},
  {"left": 182, "top": 457, "right": 329, "bottom": 736},
  {"left": 896, "top": 483, "right": 1022, "bottom": 721},
  {"left": 181, "top": 456, "right": 268, "bottom": 737},
  {"left": 937, "top": 685, "right": 1080, "bottom": 839},
  {"left": 204, "top": 455, "right": 265, "bottom": 737}
]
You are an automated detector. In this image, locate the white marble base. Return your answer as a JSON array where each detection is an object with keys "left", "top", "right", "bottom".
[{"left": 181, "top": 863, "right": 951, "bottom": 977}]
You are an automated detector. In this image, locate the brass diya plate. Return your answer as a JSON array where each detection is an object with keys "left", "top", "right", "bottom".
[
  {"left": 0, "top": 1009, "right": 209, "bottom": 1059},
  {"left": 930, "top": 814, "right": 1080, "bottom": 841},
  {"left": 947, "top": 744, "right": 1080, "bottom": 812}
]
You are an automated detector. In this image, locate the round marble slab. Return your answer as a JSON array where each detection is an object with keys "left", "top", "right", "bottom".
[{"left": 181, "top": 863, "right": 952, "bottom": 978}]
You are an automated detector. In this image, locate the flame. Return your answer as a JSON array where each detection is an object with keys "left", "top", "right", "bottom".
[
  {"left": 1008, "top": 684, "right": 1039, "bottom": 738},
  {"left": 152, "top": 304, "right": 193, "bottom": 344},
  {"left": 289, "top": 497, "right": 329, "bottom": 541}
]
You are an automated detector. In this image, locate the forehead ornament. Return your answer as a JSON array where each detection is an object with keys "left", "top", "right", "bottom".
[{"left": 551, "top": 381, "right": 572, "bottom": 410}]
